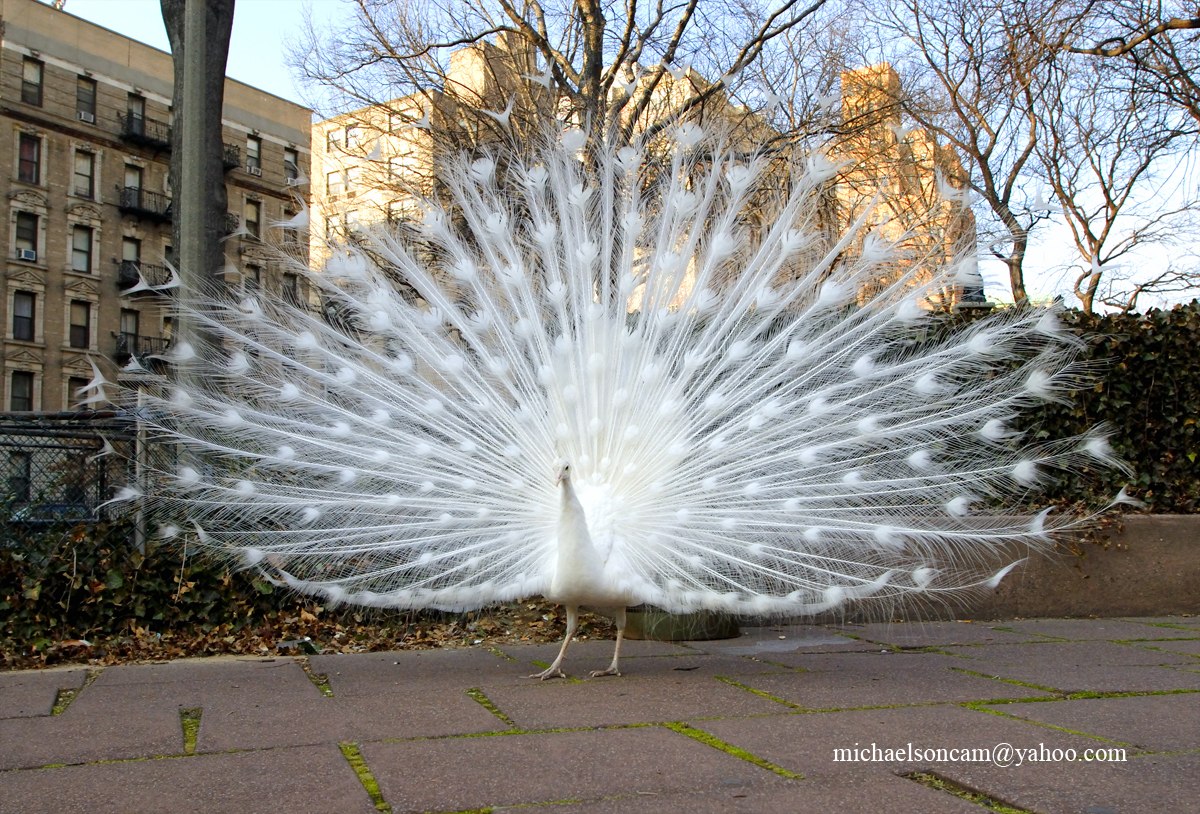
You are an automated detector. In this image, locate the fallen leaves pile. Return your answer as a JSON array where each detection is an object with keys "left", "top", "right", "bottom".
[{"left": 0, "top": 602, "right": 617, "bottom": 671}]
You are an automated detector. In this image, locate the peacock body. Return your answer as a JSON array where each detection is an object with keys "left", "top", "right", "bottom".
[{"left": 114, "top": 127, "right": 1121, "bottom": 676}]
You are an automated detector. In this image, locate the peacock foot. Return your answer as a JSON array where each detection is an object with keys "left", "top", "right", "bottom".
[
  {"left": 529, "top": 666, "right": 568, "bottom": 680},
  {"left": 589, "top": 667, "right": 621, "bottom": 678}
]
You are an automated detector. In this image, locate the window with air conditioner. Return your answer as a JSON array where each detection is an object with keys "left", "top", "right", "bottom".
[
  {"left": 69, "top": 300, "right": 91, "bottom": 349},
  {"left": 71, "top": 226, "right": 93, "bottom": 273},
  {"left": 18, "top": 133, "right": 40, "bottom": 184},
  {"left": 10, "top": 371, "right": 34, "bottom": 412},
  {"left": 15, "top": 212, "right": 37, "bottom": 261},
  {"left": 12, "top": 291, "right": 35, "bottom": 341},
  {"left": 22, "top": 58, "right": 43, "bottom": 106},
  {"left": 284, "top": 147, "right": 299, "bottom": 182},
  {"left": 246, "top": 135, "right": 262, "bottom": 174},
  {"left": 77, "top": 76, "right": 97, "bottom": 122},
  {"left": 73, "top": 151, "right": 95, "bottom": 198}
]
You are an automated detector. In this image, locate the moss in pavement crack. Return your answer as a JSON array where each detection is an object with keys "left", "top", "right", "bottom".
[
  {"left": 340, "top": 741, "right": 391, "bottom": 812},
  {"left": 664, "top": 722, "right": 803, "bottom": 780},
  {"left": 905, "top": 771, "right": 1035, "bottom": 814},
  {"left": 179, "top": 707, "right": 202, "bottom": 755},
  {"left": 51, "top": 668, "right": 102, "bottom": 715}
]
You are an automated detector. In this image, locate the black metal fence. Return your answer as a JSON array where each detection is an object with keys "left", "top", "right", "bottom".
[{"left": 0, "top": 412, "right": 136, "bottom": 526}]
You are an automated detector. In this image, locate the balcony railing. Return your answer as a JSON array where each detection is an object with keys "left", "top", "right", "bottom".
[
  {"left": 116, "top": 260, "right": 173, "bottom": 292},
  {"left": 118, "top": 112, "right": 172, "bottom": 149},
  {"left": 223, "top": 143, "right": 241, "bottom": 170},
  {"left": 117, "top": 187, "right": 172, "bottom": 222},
  {"left": 224, "top": 212, "right": 241, "bottom": 235},
  {"left": 114, "top": 332, "right": 171, "bottom": 367}
]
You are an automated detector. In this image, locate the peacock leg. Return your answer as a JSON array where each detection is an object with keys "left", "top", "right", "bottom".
[
  {"left": 590, "top": 607, "right": 626, "bottom": 678},
  {"left": 529, "top": 605, "right": 578, "bottom": 680}
]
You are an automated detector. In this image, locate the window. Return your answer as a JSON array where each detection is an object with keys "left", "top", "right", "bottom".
[
  {"left": 126, "top": 93, "right": 146, "bottom": 135},
  {"left": 22, "top": 58, "right": 43, "bottom": 106},
  {"left": 18, "top": 133, "right": 40, "bottom": 184},
  {"left": 284, "top": 147, "right": 299, "bottom": 182},
  {"left": 120, "top": 309, "right": 140, "bottom": 348},
  {"left": 73, "top": 151, "right": 95, "bottom": 198},
  {"left": 69, "top": 301, "right": 91, "bottom": 349},
  {"left": 244, "top": 200, "right": 261, "bottom": 238},
  {"left": 13, "top": 291, "right": 35, "bottom": 341},
  {"left": 345, "top": 125, "right": 362, "bottom": 148},
  {"left": 246, "top": 136, "right": 262, "bottom": 171},
  {"left": 162, "top": 315, "right": 174, "bottom": 342},
  {"left": 76, "top": 76, "right": 97, "bottom": 121},
  {"left": 245, "top": 264, "right": 261, "bottom": 292},
  {"left": 10, "top": 372, "right": 34, "bottom": 411},
  {"left": 71, "top": 226, "right": 93, "bottom": 273},
  {"left": 125, "top": 164, "right": 143, "bottom": 190},
  {"left": 68, "top": 376, "right": 90, "bottom": 410},
  {"left": 15, "top": 212, "right": 38, "bottom": 259},
  {"left": 9, "top": 450, "right": 32, "bottom": 500},
  {"left": 326, "top": 129, "right": 341, "bottom": 151},
  {"left": 122, "top": 236, "right": 141, "bottom": 263},
  {"left": 327, "top": 169, "right": 345, "bottom": 195},
  {"left": 282, "top": 272, "right": 300, "bottom": 305}
]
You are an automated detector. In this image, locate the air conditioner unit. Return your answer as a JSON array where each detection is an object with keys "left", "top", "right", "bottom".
[
  {"left": 16, "top": 248, "right": 37, "bottom": 262},
  {"left": 78, "top": 110, "right": 95, "bottom": 123},
  {"left": 247, "top": 166, "right": 262, "bottom": 177}
]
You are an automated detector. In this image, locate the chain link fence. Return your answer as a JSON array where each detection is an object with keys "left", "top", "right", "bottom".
[{"left": 0, "top": 412, "right": 139, "bottom": 529}]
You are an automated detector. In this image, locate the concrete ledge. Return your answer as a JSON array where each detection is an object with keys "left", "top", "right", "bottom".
[{"left": 965, "top": 514, "right": 1199, "bottom": 620}]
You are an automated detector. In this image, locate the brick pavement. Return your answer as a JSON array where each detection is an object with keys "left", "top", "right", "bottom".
[{"left": 1, "top": 616, "right": 1197, "bottom": 813}]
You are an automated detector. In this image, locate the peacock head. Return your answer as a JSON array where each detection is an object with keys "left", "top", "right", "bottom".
[{"left": 555, "top": 460, "right": 572, "bottom": 485}]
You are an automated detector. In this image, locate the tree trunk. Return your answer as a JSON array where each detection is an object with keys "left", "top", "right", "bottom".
[{"left": 160, "top": 0, "right": 235, "bottom": 292}]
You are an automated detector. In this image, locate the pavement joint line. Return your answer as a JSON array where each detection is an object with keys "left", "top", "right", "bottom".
[
  {"left": 951, "top": 666, "right": 1061, "bottom": 695},
  {"left": 465, "top": 687, "right": 519, "bottom": 728},
  {"left": 1128, "top": 620, "right": 1199, "bottom": 632},
  {"left": 904, "top": 771, "right": 1036, "bottom": 814},
  {"left": 662, "top": 722, "right": 804, "bottom": 780},
  {"left": 179, "top": 707, "right": 202, "bottom": 755},
  {"left": 339, "top": 741, "right": 391, "bottom": 813},
  {"left": 50, "top": 667, "right": 102, "bottom": 716},
  {"left": 297, "top": 656, "right": 334, "bottom": 697},
  {"left": 714, "top": 675, "right": 808, "bottom": 710},
  {"left": 961, "top": 703, "right": 1134, "bottom": 748},
  {"left": 486, "top": 645, "right": 516, "bottom": 662}
]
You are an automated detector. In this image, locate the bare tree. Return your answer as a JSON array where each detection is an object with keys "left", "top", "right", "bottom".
[
  {"left": 874, "top": 0, "right": 1074, "bottom": 306},
  {"left": 1035, "top": 48, "right": 1197, "bottom": 311},
  {"left": 291, "top": 0, "right": 830, "bottom": 147}
]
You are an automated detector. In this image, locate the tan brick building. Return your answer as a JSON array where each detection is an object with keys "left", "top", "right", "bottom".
[{"left": 0, "top": 0, "right": 311, "bottom": 413}]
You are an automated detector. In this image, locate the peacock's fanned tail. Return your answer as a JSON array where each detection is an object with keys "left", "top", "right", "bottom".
[{"left": 114, "top": 128, "right": 1123, "bottom": 615}]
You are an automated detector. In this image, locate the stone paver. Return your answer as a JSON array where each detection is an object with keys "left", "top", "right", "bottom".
[
  {"left": 984, "top": 694, "right": 1200, "bottom": 752},
  {"left": 997, "top": 617, "right": 1200, "bottom": 641},
  {"left": 936, "top": 754, "right": 1200, "bottom": 814},
  {"left": 0, "top": 744, "right": 376, "bottom": 814},
  {"left": 699, "top": 704, "right": 1104, "bottom": 780},
  {"left": 0, "top": 616, "right": 1196, "bottom": 814},
  {"left": 730, "top": 652, "right": 1055, "bottom": 710},
  {"left": 552, "top": 772, "right": 982, "bottom": 813},
  {"left": 0, "top": 667, "right": 85, "bottom": 719},
  {"left": 363, "top": 726, "right": 785, "bottom": 813},
  {"left": 944, "top": 641, "right": 1200, "bottom": 692}
]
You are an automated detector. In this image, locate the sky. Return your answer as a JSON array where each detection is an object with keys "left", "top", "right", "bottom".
[{"left": 57, "top": 0, "right": 333, "bottom": 107}]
